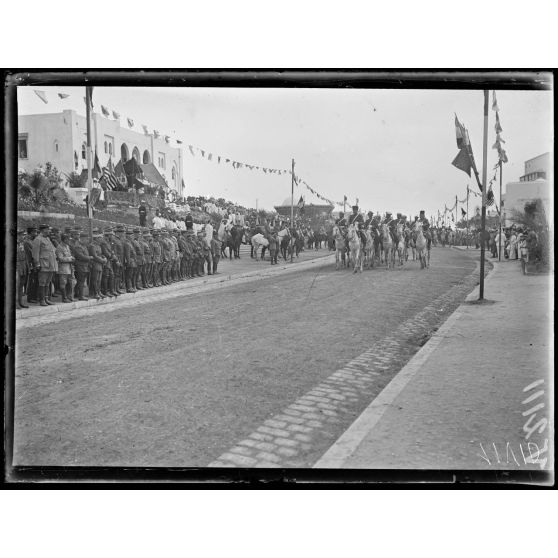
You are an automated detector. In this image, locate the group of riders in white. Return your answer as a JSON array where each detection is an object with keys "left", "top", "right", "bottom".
[{"left": 216, "top": 205, "right": 435, "bottom": 273}]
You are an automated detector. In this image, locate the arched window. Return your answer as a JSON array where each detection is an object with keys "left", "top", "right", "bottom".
[
  {"left": 54, "top": 141, "right": 59, "bottom": 153},
  {"left": 74, "top": 151, "right": 78, "bottom": 170},
  {"left": 121, "top": 143, "right": 129, "bottom": 162},
  {"left": 81, "top": 143, "right": 86, "bottom": 160},
  {"left": 171, "top": 167, "right": 176, "bottom": 180},
  {"left": 104, "top": 141, "right": 108, "bottom": 154},
  {"left": 143, "top": 150, "right": 151, "bottom": 164},
  {"left": 109, "top": 143, "right": 113, "bottom": 155},
  {"left": 132, "top": 146, "right": 140, "bottom": 162}
]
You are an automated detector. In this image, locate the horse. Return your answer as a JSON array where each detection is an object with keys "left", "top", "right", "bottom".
[
  {"left": 251, "top": 233, "right": 269, "bottom": 261},
  {"left": 347, "top": 223, "right": 363, "bottom": 273},
  {"left": 380, "top": 223, "right": 395, "bottom": 268},
  {"left": 363, "top": 228, "right": 375, "bottom": 269},
  {"left": 230, "top": 225, "right": 244, "bottom": 258},
  {"left": 332, "top": 224, "right": 347, "bottom": 270},
  {"left": 414, "top": 220, "right": 428, "bottom": 269},
  {"left": 395, "top": 223, "right": 406, "bottom": 266},
  {"left": 277, "top": 228, "right": 291, "bottom": 260}
]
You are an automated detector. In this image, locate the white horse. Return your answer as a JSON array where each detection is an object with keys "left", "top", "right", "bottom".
[
  {"left": 395, "top": 223, "right": 406, "bottom": 266},
  {"left": 251, "top": 233, "right": 269, "bottom": 261},
  {"left": 380, "top": 223, "right": 394, "bottom": 268},
  {"left": 414, "top": 221, "right": 428, "bottom": 269},
  {"left": 332, "top": 224, "right": 347, "bottom": 270},
  {"left": 347, "top": 223, "right": 363, "bottom": 273},
  {"left": 363, "top": 228, "right": 375, "bottom": 269}
]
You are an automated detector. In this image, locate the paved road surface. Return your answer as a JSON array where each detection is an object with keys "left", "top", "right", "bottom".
[{"left": 14, "top": 247, "right": 481, "bottom": 467}]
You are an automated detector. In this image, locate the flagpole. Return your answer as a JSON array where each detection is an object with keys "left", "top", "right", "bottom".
[
  {"left": 466, "top": 185, "right": 469, "bottom": 249},
  {"left": 85, "top": 86, "right": 93, "bottom": 240},
  {"left": 498, "top": 159, "right": 503, "bottom": 262},
  {"left": 291, "top": 158, "right": 294, "bottom": 263},
  {"left": 479, "top": 90, "right": 489, "bottom": 300}
]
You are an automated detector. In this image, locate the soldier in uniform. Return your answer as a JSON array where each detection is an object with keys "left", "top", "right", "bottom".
[
  {"left": 24, "top": 226, "right": 39, "bottom": 303},
  {"left": 211, "top": 230, "right": 222, "bottom": 273},
  {"left": 170, "top": 229, "right": 180, "bottom": 281},
  {"left": 348, "top": 205, "right": 366, "bottom": 247},
  {"left": 159, "top": 229, "right": 171, "bottom": 284},
  {"left": 418, "top": 210, "right": 432, "bottom": 250},
  {"left": 88, "top": 228, "right": 108, "bottom": 300},
  {"left": 55, "top": 232, "right": 75, "bottom": 303},
  {"left": 177, "top": 230, "right": 188, "bottom": 280},
  {"left": 363, "top": 211, "right": 374, "bottom": 229},
  {"left": 141, "top": 229, "right": 153, "bottom": 287},
  {"left": 98, "top": 228, "right": 118, "bottom": 297},
  {"left": 183, "top": 225, "right": 197, "bottom": 279},
  {"left": 123, "top": 228, "right": 137, "bottom": 293},
  {"left": 72, "top": 231, "right": 92, "bottom": 301},
  {"left": 16, "top": 229, "right": 29, "bottom": 309},
  {"left": 132, "top": 228, "right": 145, "bottom": 290},
  {"left": 151, "top": 229, "right": 162, "bottom": 286},
  {"left": 32, "top": 224, "right": 58, "bottom": 306},
  {"left": 112, "top": 225, "right": 126, "bottom": 294}
]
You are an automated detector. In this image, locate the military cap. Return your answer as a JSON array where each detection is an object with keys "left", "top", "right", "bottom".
[
  {"left": 419, "top": 210, "right": 425, "bottom": 215},
  {"left": 352, "top": 205, "right": 359, "bottom": 211},
  {"left": 64, "top": 226, "right": 73, "bottom": 233},
  {"left": 39, "top": 223, "right": 50, "bottom": 230},
  {"left": 367, "top": 211, "right": 373, "bottom": 216},
  {"left": 161, "top": 228, "right": 167, "bottom": 233},
  {"left": 103, "top": 227, "right": 113, "bottom": 234},
  {"left": 125, "top": 228, "right": 133, "bottom": 235},
  {"left": 115, "top": 225, "right": 125, "bottom": 233},
  {"left": 144, "top": 232, "right": 152, "bottom": 238},
  {"left": 17, "top": 228, "right": 25, "bottom": 235},
  {"left": 133, "top": 228, "right": 140, "bottom": 233},
  {"left": 152, "top": 230, "right": 160, "bottom": 236},
  {"left": 51, "top": 227, "right": 60, "bottom": 233},
  {"left": 27, "top": 226, "right": 38, "bottom": 233},
  {"left": 92, "top": 227, "right": 101, "bottom": 234},
  {"left": 79, "top": 231, "right": 89, "bottom": 238},
  {"left": 396, "top": 213, "right": 402, "bottom": 218}
]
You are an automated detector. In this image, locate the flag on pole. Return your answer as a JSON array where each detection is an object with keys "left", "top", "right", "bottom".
[
  {"left": 176, "top": 139, "right": 183, "bottom": 144},
  {"left": 451, "top": 147, "right": 472, "bottom": 177},
  {"left": 112, "top": 110, "right": 120, "bottom": 119},
  {"left": 486, "top": 185, "right": 495, "bottom": 206},
  {"left": 58, "top": 93, "right": 70, "bottom": 99},
  {"left": 142, "top": 125, "right": 149, "bottom": 135},
  {"left": 127, "top": 118, "right": 134, "bottom": 128},
  {"left": 454, "top": 115, "right": 469, "bottom": 149},
  {"left": 153, "top": 130, "right": 159, "bottom": 138},
  {"left": 297, "top": 195, "right": 305, "bottom": 209},
  {"left": 100, "top": 105, "right": 109, "bottom": 117},
  {"left": 164, "top": 135, "right": 170, "bottom": 143},
  {"left": 93, "top": 151, "right": 102, "bottom": 179},
  {"left": 188, "top": 145, "right": 195, "bottom": 156},
  {"left": 34, "top": 90, "right": 48, "bottom": 104},
  {"left": 492, "top": 91, "right": 499, "bottom": 112},
  {"left": 101, "top": 160, "right": 119, "bottom": 191},
  {"left": 461, "top": 207, "right": 466, "bottom": 217},
  {"left": 495, "top": 112, "right": 503, "bottom": 134}
]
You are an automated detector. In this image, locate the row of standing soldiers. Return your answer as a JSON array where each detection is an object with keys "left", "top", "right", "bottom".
[{"left": 16, "top": 221, "right": 222, "bottom": 307}]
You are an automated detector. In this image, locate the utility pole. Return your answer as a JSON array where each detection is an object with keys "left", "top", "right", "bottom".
[
  {"left": 455, "top": 194, "right": 458, "bottom": 230},
  {"left": 291, "top": 158, "right": 294, "bottom": 263},
  {"left": 85, "top": 86, "right": 93, "bottom": 240},
  {"left": 479, "top": 90, "right": 489, "bottom": 300}
]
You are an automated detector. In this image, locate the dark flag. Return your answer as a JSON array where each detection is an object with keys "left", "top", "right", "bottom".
[
  {"left": 461, "top": 207, "right": 466, "bottom": 217},
  {"left": 486, "top": 186, "right": 495, "bottom": 207},
  {"left": 101, "top": 105, "right": 110, "bottom": 117},
  {"left": 454, "top": 115, "right": 469, "bottom": 149},
  {"left": 297, "top": 195, "right": 305, "bottom": 214},
  {"left": 451, "top": 147, "right": 472, "bottom": 177}
]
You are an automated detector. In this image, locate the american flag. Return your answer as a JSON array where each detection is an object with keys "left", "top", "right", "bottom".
[
  {"left": 486, "top": 185, "right": 495, "bottom": 207},
  {"left": 101, "top": 157, "right": 119, "bottom": 191}
]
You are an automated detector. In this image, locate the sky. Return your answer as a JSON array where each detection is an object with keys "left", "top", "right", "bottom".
[{"left": 18, "top": 84, "right": 553, "bottom": 219}]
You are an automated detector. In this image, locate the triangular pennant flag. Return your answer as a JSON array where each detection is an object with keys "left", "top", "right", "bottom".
[
  {"left": 58, "top": 93, "right": 70, "bottom": 99},
  {"left": 176, "top": 139, "right": 183, "bottom": 144},
  {"left": 492, "top": 91, "right": 499, "bottom": 112},
  {"left": 207, "top": 153, "right": 213, "bottom": 161},
  {"left": 217, "top": 156, "right": 221, "bottom": 163},
  {"left": 495, "top": 112, "right": 503, "bottom": 134},
  {"left": 200, "top": 150, "right": 205, "bottom": 158},
  {"left": 142, "top": 125, "right": 149, "bottom": 135},
  {"left": 498, "top": 147, "right": 508, "bottom": 164},
  {"left": 164, "top": 135, "right": 170, "bottom": 143},
  {"left": 461, "top": 207, "right": 466, "bottom": 217},
  {"left": 454, "top": 114, "right": 469, "bottom": 149},
  {"left": 226, "top": 159, "right": 230, "bottom": 163},
  {"left": 34, "top": 90, "right": 48, "bottom": 104},
  {"left": 112, "top": 110, "right": 120, "bottom": 119},
  {"left": 127, "top": 118, "right": 134, "bottom": 128},
  {"left": 101, "top": 105, "right": 110, "bottom": 117},
  {"left": 188, "top": 145, "right": 195, "bottom": 156}
]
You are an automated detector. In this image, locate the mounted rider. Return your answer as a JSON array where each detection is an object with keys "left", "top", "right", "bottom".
[
  {"left": 348, "top": 205, "right": 366, "bottom": 245},
  {"left": 418, "top": 210, "right": 432, "bottom": 249}
]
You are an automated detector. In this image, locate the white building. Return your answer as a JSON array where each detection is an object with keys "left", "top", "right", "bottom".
[
  {"left": 503, "top": 152, "right": 552, "bottom": 227},
  {"left": 18, "top": 109, "right": 185, "bottom": 195}
]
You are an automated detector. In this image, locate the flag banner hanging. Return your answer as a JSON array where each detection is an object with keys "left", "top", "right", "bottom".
[
  {"left": 153, "top": 130, "right": 159, "bottom": 138},
  {"left": 207, "top": 153, "right": 212, "bottom": 161},
  {"left": 487, "top": 186, "right": 495, "bottom": 206},
  {"left": 217, "top": 156, "right": 221, "bottom": 163},
  {"left": 461, "top": 207, "right": 466, "bottom": 217},
  {"left": 297, "top": 195, "right": 305, "bottom": 209},
  {"left": 495, "top": 112, "right": 503, "bottom": 134},
  {"left": 164, "top": 135, "right": 170, "bottom": 143},
  {"left": 112, "top": 110, "right": 120, "bottom": 119},
  {"left": 34, "top": 90, "right": 48, "bottom": 104},
  {"left": 58, "top": 93, "right": 70, "bottom": 99},
  {"left": 200, "top": 150, "right": 205, "bottom": 158},
  {"left": 101, "top": 105, "right": 110, "bottom": 117},
  {"left": 188, "top": 145, "right": 195, "bottom": 156},
  {"left": 454, "top": 114, "right": 469, "bottom": 149},
  {"left": 492, "top": 91, "right": 499, "bottom": 112},
  {"left": 451, "top": 147, "right": 472, "bottom": 177},
  {"left": 127, "top": 118, "right": 134, "bottom": 128},
  {"left": 142, "top": 125, "right": 149, "bottom": 135},
  {"left": 176, "top": 139, "right": 183, "bottom": 144}
]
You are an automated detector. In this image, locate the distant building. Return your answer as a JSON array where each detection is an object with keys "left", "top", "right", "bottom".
[
  {"left": 274, "top": 197, "right": 333, "bottom": 228},
  {"left": 503, "top": 152, "right": 552, "bottom": 227},
  {"left": 17, "top": 109, "right": 184, "bottom": 196}
]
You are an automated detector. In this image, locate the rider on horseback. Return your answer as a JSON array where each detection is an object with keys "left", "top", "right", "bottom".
[
  {"left": 418, "top": 210, "right": 432, "bottom": 250},
  {"left": 348, "top": 205, "right": 366, "bottom": 246}
]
